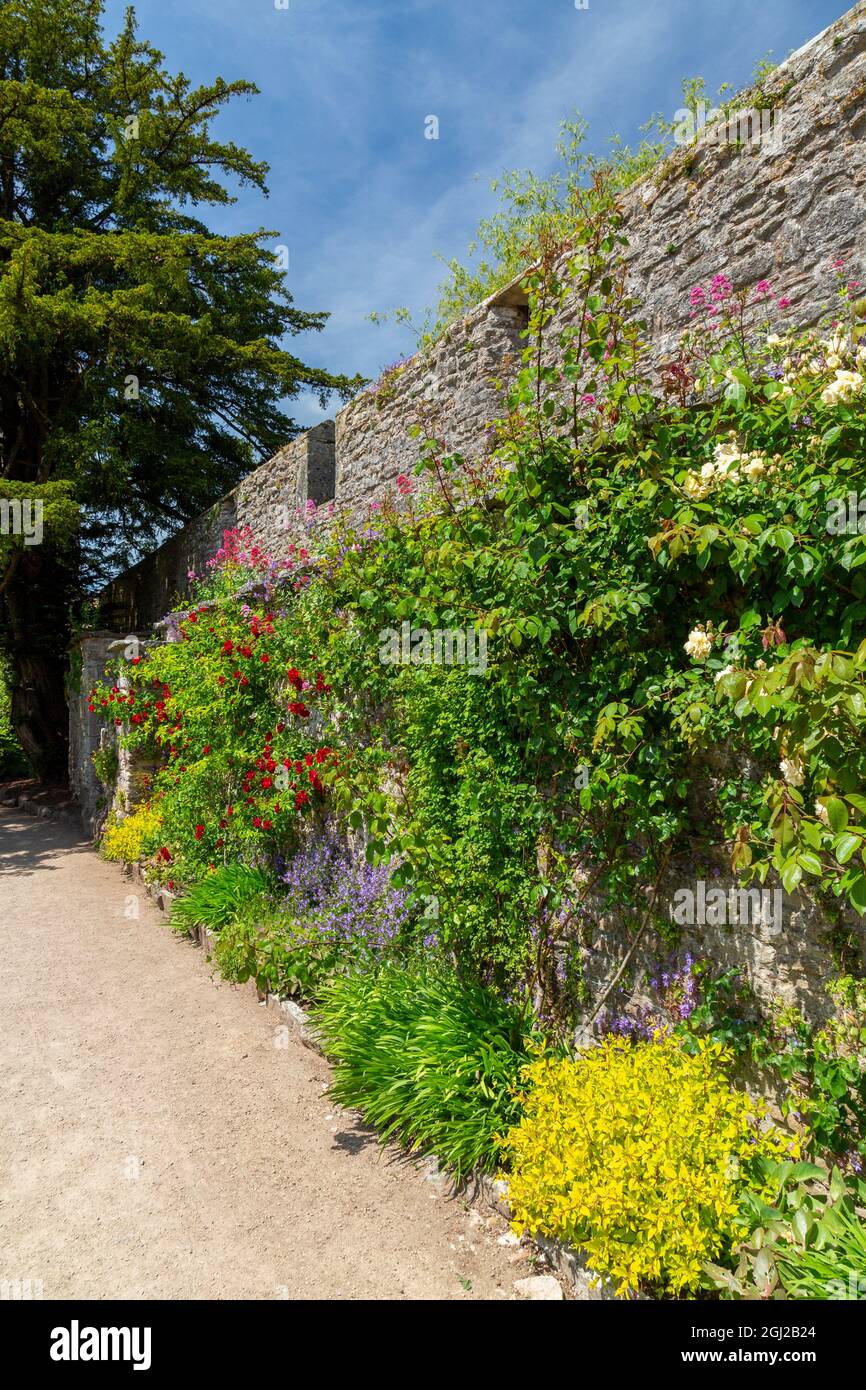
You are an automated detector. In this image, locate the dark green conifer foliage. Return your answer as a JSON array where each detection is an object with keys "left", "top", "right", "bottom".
[{"left": 0, "top": 0, "right": 357, "bottom": 775}]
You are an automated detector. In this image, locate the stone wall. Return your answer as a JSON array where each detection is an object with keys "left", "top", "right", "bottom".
[
  {"left": 334, "top": 293, "right": 528, "bottom": 513},
  {"left": 556, "top": 3, "right": 866, "bottom": 361},
  {"left": 97, "top": 422, "right": 336, "bottom": 632},
  {"left": 574, "top": 867, "right": 863, "bottom": 1031},
  {"left": 95, "top": 3, "right": 866, "bottom": 639},
  {"left": 69, "top": 4, "right": 866, "bottom": 1024}
]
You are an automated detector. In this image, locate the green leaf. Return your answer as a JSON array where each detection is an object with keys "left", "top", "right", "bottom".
[
  {"left": 797, "top": 851, "right": 823, "bottom": 877},
  {"left": 835, "top": 833, "right": 861, "bottom": 865},
  {"left": 825, "top": 798, "right": 849, "bottom": 834}
]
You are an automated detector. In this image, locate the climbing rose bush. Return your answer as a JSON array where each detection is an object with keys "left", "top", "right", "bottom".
[
  {"left": 502, "top": 1035, "right": 799, "bottom": 1296},
  {"left": 91, "top": 538, "right": 337, "bottom": 880}
]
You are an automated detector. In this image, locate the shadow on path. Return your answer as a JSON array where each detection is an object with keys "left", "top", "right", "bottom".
[{"left": 0, "top": 810, "right": 88, "bottom": 878}]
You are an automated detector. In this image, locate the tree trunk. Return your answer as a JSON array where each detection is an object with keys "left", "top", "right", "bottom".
[{"left": 1, "top": 544, "right": 75, "bottom": 783}]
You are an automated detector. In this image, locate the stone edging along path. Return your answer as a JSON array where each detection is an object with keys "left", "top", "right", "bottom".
[{"left": 126, "top": 859, "right": 618, "bottom": 1302}]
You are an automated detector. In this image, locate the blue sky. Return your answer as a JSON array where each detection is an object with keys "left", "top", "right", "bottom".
[{"left": 102, "top": 0, "right": 848, "bottom": 431}]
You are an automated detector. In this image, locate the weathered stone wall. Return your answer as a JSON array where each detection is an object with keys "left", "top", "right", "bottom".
[
  {"left": 573, "top": 867, "right": 863, "bottom": 1031},
  {"left": 334, "top": 294, "right": 528, "bottom": 513},
  {"left": 69, "top": 631, "right": 158, "bottom": 838},
  {"left": 555, "top": 4, "right": 866, "bottom": 361},
  {"left": 95, "top": 4, "right": 866, "bottom": 640},
  {"left": 98, "top": 422, "right": 336, "bottom": 632}
]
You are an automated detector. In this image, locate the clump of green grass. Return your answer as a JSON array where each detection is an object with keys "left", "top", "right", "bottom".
[
  {"left": 169, "top": 863, "right": 272, "bottom": 934},
  {"left": 313, "top": 966, "right": 531, "bottom": 1179}
]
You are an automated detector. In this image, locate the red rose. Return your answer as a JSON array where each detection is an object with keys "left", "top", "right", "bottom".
[{"left": 295, "top": 791, "right": 309, "bottom": 808}]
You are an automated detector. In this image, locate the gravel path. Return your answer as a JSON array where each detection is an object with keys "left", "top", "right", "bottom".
[{"left": 0, "top": 810, "right": 531, "bottom": 1300}]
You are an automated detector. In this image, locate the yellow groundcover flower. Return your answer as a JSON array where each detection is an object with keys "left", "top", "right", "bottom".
[
  {"left": 501, "top": 1034, "right": 798, "bottom": 1296},
  {"left": 101, "top": 803, "right": 162, "bottom": 863}
]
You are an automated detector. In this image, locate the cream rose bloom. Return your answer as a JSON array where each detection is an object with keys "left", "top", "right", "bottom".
[
  {"left": 683, "top": 471, "right": 711, "bottom": 499},
  {"left": 821, "top": 370, "right": 864, "bottom": 406},
  {"left": 779, "top": 755, "right": 805, "bottom": 787},
  {"left": 685, "top": 625, "right": 713, "bottom": 660}
]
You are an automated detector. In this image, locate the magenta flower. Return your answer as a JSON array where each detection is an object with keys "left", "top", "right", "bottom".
[{"left": 710, "top": 273, "right": 733, "bottom": 302}]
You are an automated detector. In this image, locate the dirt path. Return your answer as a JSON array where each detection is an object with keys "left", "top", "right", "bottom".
[{"left": 0, "top": 810, "right": 531, "bottom": 1300}]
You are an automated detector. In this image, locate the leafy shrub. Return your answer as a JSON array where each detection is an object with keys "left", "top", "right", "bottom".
[
  {"left": 90, "top": 525, "right": 337, "bottom": 881},
  {"left": 603, "top": 960, "right": 866, "bottom": 1173},
  {"left": 750, "top": 979, "right": 866, "bottom": 1173},
  {"left": 169, "top": 862, "right": 273, "bottom": 934},
  {"left": 0, "top": 720, "right": 28, "bottom": 778},
  {"left": 101, "top": 804, "right": 162, "bottom": 863},
  {"left": 202, "top": 841, "right": 418, "bottom": 998},
  {"left": 705, "top": 1158, "right": 866, "bottom": 1300},
  {"left": 502, "top": 1035, "right": 798, "bottom": 1296},
  {"left": 91, "top": 744, "right": 119, "bottom": 787},
  {"left": 313, "top": 967, "right": 531, "bottom": 1179},
  {"left": 0, "top": 662, "right": 28, "bottom": 778}
]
